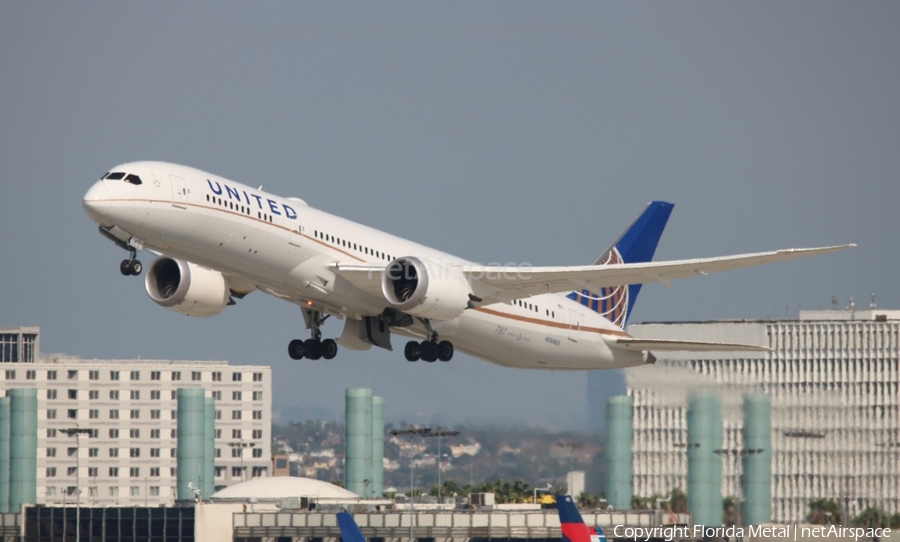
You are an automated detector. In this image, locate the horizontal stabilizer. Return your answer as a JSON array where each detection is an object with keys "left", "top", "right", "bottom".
[{"left": 611, "top": 337, "right": 771, "bottom": 352}]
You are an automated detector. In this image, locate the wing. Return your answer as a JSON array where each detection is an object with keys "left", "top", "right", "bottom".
[
  {"left": 610, "top": 337, "right": 770, "bottom": 352},
  {"left": 330, "top": 244, "right": 853, "bottom": 305}
]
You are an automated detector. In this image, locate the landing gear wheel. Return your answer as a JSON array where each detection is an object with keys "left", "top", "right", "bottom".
[
  {"left": 404, "top": 341, "right": 421, "bottom": 362},
  {"left": 420, "top": 341, "right": 438, "bottom": 362},
  {"left": 321, "top": 339, "right": 338, "bottom": 360},
  {"left": 437, "top": 341, "right": 454, "bottom": 362},
  {"left": 304, "top": 339, "right": 322, "bottom": 360},
  {"left": 120, "top": 260, "right": 132, "bottom": 276},
  {"left": 288, "top": 339, "right": 305, "bottom": 360},
  {"left": 130, "top": 260, "right": 142, "bottom": 275}
]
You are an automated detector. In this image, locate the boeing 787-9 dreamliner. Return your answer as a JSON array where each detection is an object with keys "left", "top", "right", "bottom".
[{"left": 82, "top": 162, "right": 852, "bottom": 369}]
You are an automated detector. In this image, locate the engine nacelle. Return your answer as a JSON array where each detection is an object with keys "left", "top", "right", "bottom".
[
  {"left": 381, "top": 257, "right": 472, "bottom": 321},
  {"left": 144, "top": 257, "right": 230, "bottom": 318}
]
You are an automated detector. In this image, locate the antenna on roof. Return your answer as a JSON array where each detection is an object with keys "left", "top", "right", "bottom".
[{"left": 871, "top": 293, "right": 877, "bottom": 309}]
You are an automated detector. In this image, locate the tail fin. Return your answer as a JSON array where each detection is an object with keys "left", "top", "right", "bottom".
[
  {"left": 567, "top": 201, "right": 673, "bottom": 328},
  {"left": 557, "top": 495, "right": 608, "bottom": 542},
  {"left": 337, "top": 512, "right": 367, "bottom": 542}
]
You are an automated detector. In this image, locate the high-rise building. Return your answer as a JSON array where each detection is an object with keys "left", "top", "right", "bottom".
[
  {"left": 0, "top": 327, "right": 272, "bottom": 506},
  {"left": 621, "top": 308, "right": 900, "bottom": 523}
]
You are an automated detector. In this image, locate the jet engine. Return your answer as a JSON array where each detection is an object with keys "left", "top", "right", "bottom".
[
  {"left": 381, "top": 257, "right": 472, "bottom": 321},
  {"left": 144, "top": 257, "right": 230, "bottom": 317}
]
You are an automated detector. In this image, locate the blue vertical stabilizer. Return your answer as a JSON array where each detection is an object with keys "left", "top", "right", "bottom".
[
  {"left": 337, "top": 512, "right": 367, "bottom": 542},
  {"left": 567, "top": 201, "right": 673, "bottom": 328}
]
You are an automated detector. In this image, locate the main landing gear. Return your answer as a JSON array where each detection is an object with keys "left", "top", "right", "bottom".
[
  {"left": 288, "top": 309, "right": 338, "bottom": 361},
  {"left": 404, "top": 319, "right": 454, "bottom": 362}
]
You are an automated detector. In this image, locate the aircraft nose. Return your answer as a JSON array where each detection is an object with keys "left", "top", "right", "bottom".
[{"left": 83, "top": 181, "right": 110, "bottom": 221}]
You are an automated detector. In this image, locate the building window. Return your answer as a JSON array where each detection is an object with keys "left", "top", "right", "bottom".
[
  {"left": 252, "top": 410, "right": 262, "bottom": 420},
  {"left": 47, "top": 410, "right": 56, "bottom": 419},
  {"left": 252, "top": 391, "right": 263, "bottom": 401},
  {"left": 150, "top": 448, "right": 160, "bottom": 458},
  {"left": 252, "top": 448, "right": 263, "bottom": 458},
  {"left": 150, "top": 371, "right": 161, "bottom": 381},
  {"left": 171, "top": 371, "right": 181, "bottom": 381},
  {"left": 215, "top": 429, "right": 222, "bottom": 438},
  {"left": 215, "top": 410, "right": 221, "bottom": 420},
  {"left": 130, "top": 409, "right": 139, "bottom": 419},
  {"left": 231, "top": 467, "right": 243, "bottom": 477},
  {"left": 232, "top": 410, "right": 242, "bottom": 420},
  {"left": 67, "top": 447, "right": 77, "bottom": 457},
  {"left": 252, "top": 430, "right": 263, "bottom": 439},
  {"left": 109, "top": 390, "right": 119, "bottom": 400},
  {"left": 150, "top": 390, "right": 160, "bottom": 400},
  {"left": 46, "top": 389, "right": 57, "bottom": 400},
  {"left": 88, "top": 467, "right": 98, "bottom": 477},
  {"left": 170, "top": 468, "right": 176, "bottom": 477},
  {"left": 88, "top": 448, "right": 98, "bottom": 458},
  {"left": 129, "top": 429, "right": 140, "bottom": 438},
  {"left": 109, "top": 468, "right": 118, "bottom": 477},
  {"left": 46, "top": 448, "right": 56, "bottom": 457},
  {"left": 151, "top": 410, "right": 161, "bottom": 419},
  {"left": 215, "top": 449, "right": 221, "bottom": 458},
  {"left": 109, "top": 429, "right": 119, "bottom": 439},
  {"left": 109, "top": 486, "right": 118, "bottom": 497},
  {"left": 67, "top": 370, "right": 78, "bottom": 380},
  {"left": 170, "top": 390, "right": 176, "bottom": 400},
  {"left": 129, "top": 448, "right": 140, "bottom": 458},
  {"left": 88, "top": 390, "right": 99, "bottom": 400},
  {"left": 109, "top": 409, "right": 119, "bottom": 419},
  {"left": 170, "top": 449, "right": 176, "bottom": 458},
  {"left": 253, "top": 372, "right": 263, "bottom": 382},
  {"left": 130, "top": 486, "right": 140, "bottom": 497},
  {"left": 88, "top": 487, "right": 98, "bottom": 497},
  {"left": 68, "top": 389, "right": 77, "bottom": 399},
  {"left": 232, "top": 373, "right": 242, "bottom": 382},
  {"left": 130, "top": 390, "right": 140, "bottom": 400},
  {"left": 232, "top": 429, "right": 242, "bottom": 439},
  {"left": 67, "top": 409, "right": 77, "bottom": 419},
  {"left": 109, "top": 448, "right": 119, "bottom": 458},
  {"left": 110, "top": 371, "right": 119, "bottom": 381},
  {"left": 46, "top": 428, "right": 56, "bottom": 438},
  {"left": 26, "top": 370, "right": 36, "bottom": 380},
  {"left": 212, "top": 391, "right": 222, "bottom": 400},
  {"left": 5, "top": 371, "right": 14, "bottom": 380},
  {"left": 88, "top": 370, "right": 99, "bottom": 380},
  {"left": 232, "top": 391, "right": 242, "bottom": 401},
  {"left": 89, "top": 409, "right": 99, "bottom": 419},
  {"left": 46, "top": 467, "right": 56, "bottom": 477},
  {"left": 67, "top": 466, "right": 77, "bottom": 476},
  {"left": 212, "top": 372, "right": 221, "bottom": 382},
  {"left": 231, "top": 448, "right": 242, "bottom": 458},
  {"left": 192, "top": 371, "right": 202, "bottom": 381},
  {"left": 170, "top": 429, "right": 176, "bottom": 438},
  {"left": 252, "top": 467, "right": 268, "bottom": 478},
  {"left": 150, "top": 468, "right": 160, "bottom": 477},
  {"left": 171, "top": 410, "right": 177, "bottom": 420},
  {"left": 130, "top": 371, "right": 140, "bottom": 381},
  {"left": 149, "top": 486, "right": 160, "bottom": 497},
  {"left": 47, "top": 370, "right": 57, "bottom": 380},
  {"left": 130, "top": 468, "right": 140, "bottom": 478}
]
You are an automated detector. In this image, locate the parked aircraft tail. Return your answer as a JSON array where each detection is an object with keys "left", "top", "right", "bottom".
[
  {"left": 557, "top": 494, "right": 608, "bottom": 542},
  {"left": 567, "top": 201, "right": 674, "bottom": 328},
  {"left": 337, "top": 512, "right": 367, "bottom": 542}
]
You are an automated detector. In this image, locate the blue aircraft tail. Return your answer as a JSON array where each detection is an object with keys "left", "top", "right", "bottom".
[
  {"left": 557, "top": 495, "right": 608, "bottom": 542},
  {"left": 566, "top": 201, "right": 673, "bottom": 328},
  {"left": 337, "top": 512, "right": 367, "bottom": 542}
]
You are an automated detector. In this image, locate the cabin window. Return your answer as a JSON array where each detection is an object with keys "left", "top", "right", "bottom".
[
  {"left": 105, "top": 172, "right": 126, "bottom": 180},
  {"left": 206, "top": 195, "right": 210, "bottom": 201},
  {"left": 124, "top": 174, "right": 142, "bottom": 185}
]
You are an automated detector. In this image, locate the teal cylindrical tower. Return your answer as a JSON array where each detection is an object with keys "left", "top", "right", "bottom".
[
  {"left": 204, "top": 396, "right": 216, "bottom": 500},
  {"left": 0, "top": 397, "right": 10, "bottom": 513},
  {"left": 9, "top": 389, "right": 37, "bottom": 512},
  {"left": 371, "top": 396, "right": 384, "bottom": 497},
  {"left": 741, "top": 394, "right": 772, "bottom": 525},
  {"left": 345, "top": 388, "right": 373, "bottom": 497},
  {"left": 605, "top": 395, "right": 633, "bottom": 510},
  {"left": 176, "top": 388, "right": 205, "bottom": 501},
  {"left": 687, "top": 392, "right": 723, "bottom": 526}
]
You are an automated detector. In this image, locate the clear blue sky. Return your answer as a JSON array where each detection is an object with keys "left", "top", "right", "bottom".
[{"left": 1, "top": 3, "right": 897, "bottom": 428}]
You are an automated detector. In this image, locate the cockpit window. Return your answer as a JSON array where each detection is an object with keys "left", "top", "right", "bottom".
[
  {"left": 100, "top": 172, "right": 110, "bottom": 179},
  {"left": 105, "top": 172, "right": 126, "bottom": 180},
  {"left": 124, "top": 174, "right": 142, "bottom": 185}
]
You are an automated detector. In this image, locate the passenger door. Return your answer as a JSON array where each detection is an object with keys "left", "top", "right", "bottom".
[{"left": 170, "top": 175, "right": 187, "bottom": 208}]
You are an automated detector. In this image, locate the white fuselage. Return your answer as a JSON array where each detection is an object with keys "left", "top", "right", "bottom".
[{"left": 84, "top": 161, "right": 644, "bottom": 370}]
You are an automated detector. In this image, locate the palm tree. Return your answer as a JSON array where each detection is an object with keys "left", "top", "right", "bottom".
[
  {"left": 577, "top": 491, "right": 596, "bottom": 509},
  {"left": 807, "top": 499, "right": 841, "bottom": 525},
  {"left": 853, "top": 507, "right": 889, "bottom": 528}
]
